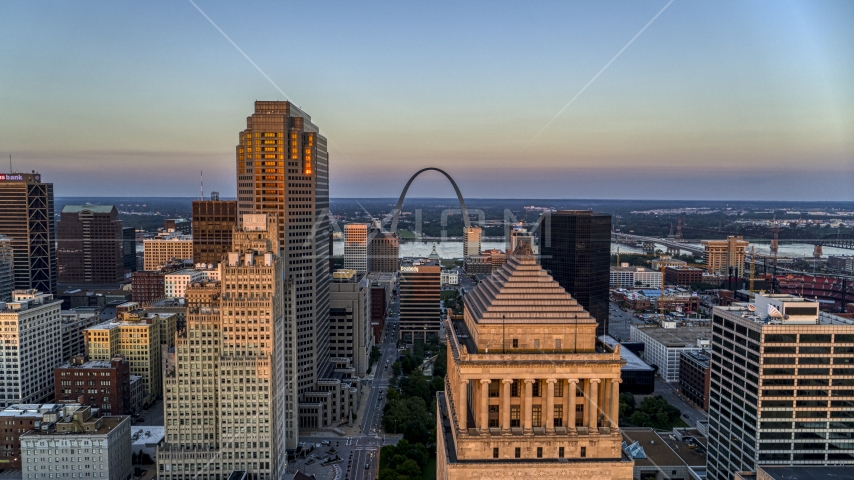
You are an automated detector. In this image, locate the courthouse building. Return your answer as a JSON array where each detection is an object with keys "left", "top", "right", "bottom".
[{"left": 437, "top": 244, "right": 633, "bottom": 479}]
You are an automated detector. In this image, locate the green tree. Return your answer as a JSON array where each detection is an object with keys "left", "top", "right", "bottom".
[
  {"left": 631, "top": 411, "right": 651, "bottom": 427},
  {"left": 396, "top": 459, "right": 421, "bottom": 479}
]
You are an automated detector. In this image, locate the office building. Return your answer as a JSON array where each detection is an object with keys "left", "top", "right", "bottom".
[
  {"left": 163, "top": 268, "right": 207, "bottom": 299},
  {"left": 123, "top": 227, "right": 136, "bottom": 273},
  {"left": 54, "top": 355, "right": 133, "bottom": 415},
  {"left": 665, "top": 266, "right": 704, "bottom": 288},
  {"left": 192, "top": 197, "right": 237, "bottom": 265},
  {"left": 437, "top": 244, "right": 633, "bottom": 479},
  {"left": 367, "top": 272, "right": 396, "bottom": 340},
  {"left": 706, "top": 294, "right": 854, "bottom": 480},
  {"left": 610, "top": 265, "right": 662, "bottom": 289},
  {"left": 343, "top": 223, "right": 369, "bottom": 274},
  {"left": 463, "top": 226, "right": 482, "bottom": 258},
  {"left": 538, "top": 210, "right": 611, "bottom": 336},
  {"left": 368, "top": 230, "right": 399, "bottom": 273},
  {"left": 21, "top": 405, "right": 132, "bottom": 480},
  {"left": 158, "top": 214, "right": 289, "bottom": 479},
  {"left": 827, "top": 256, "right": 854, "bottom": 274},
  {"left": 57, "top": 205, "right": 125, "bottom": 285},
  {"left": 679, "top": 349, "right": 711, "bottom": 411},
  {"left": 330, "top": 270, "right": 372, "bottom": 376},
  {"left": 235, "top": 101, "right": 332, "bottom": 426},
  {"left": 131, "top": 260, "right": 186, "bottom": 304},
  {"left": 0, "top": 172, "right": 56, "bottom": 294},
  {"left": 702, "top": 236, "right": 749, "bottom": 278},
  {"left": 629, "top": 324, "right": 711, "bottom": 382},
  {"left": 735, "top": 466, "right": 854, "bottom": 480},
  {"left": 83, "top": 316, "right": 163, "bottom": 405},
  {"left": 143, "top": 234, "right": 193, "bottom": 271},
  {"left": 0, "top": 290, "right": 63, "bottom": 409},
  {"left": 0, "top": 236, "right": 14, "bottom": 300},
  {"left": 399, "top": 259, "right": 441, "bottom": 343},
  {"left": 61, "top": 308, "right": 101, "bottom": 362}
]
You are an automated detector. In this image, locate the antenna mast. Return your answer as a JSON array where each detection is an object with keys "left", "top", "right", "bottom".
[{"left": 200, "top": 171, "right": 204, "bottom": 200}]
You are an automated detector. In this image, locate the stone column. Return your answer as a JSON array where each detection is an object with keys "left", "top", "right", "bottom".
[
  {"left": 501, "top": 379, "right": 513, "bottom": 433},
  {"left": 545, "top": 379, "right": 556, "bottom": 433},
  {"left": 589, "top": 379, "right": 601, "bottom": 430},
  {"left": 610, "top": 379, "right": 622, "bottom": 429},
  {"left": 458, "top": 379, "right": 468, "bottom": 431},
  {"left": 523, "top": 379, "right": 534, "bottom": 433},
  {"left": 480, "top": 379, "right": 491, "bottom": 432},
  {"left": 583, "top": 379, "right": 591, "bottom": 427},
  {"left": 567, "top": 379, "right": 578, "bottom": 431}
]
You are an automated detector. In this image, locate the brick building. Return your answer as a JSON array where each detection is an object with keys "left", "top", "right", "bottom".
[
  {"left": 679, "top": 349, "right": 711, "bottom": 410},
  {"left": 54, "top": 355, "right": 134, "bottom": 415},
  {"left": 664, "top": 266, "right": 704, "bottom": 288}
]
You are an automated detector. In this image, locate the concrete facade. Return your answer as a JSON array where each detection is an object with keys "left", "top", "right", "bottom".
[
  {"left": 329, "top": 270, "right": 372, "bottom": 377},
  {"left": 438, "top": 245, "right": 633, "bottom": 479}
]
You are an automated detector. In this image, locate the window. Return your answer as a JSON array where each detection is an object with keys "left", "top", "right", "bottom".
[
  {"left": 493, "top": 448, "right": 499, "bottom": 459},
  {"left": 556, "top": 339, "right": 561, "bottom": 349},
  {"left": 511, "top": 380, "right": 519, "bottom": 397},
  {"left": 532, "top": 380, "right": 541, "bottom": 397},
  {"left": 554, "top": 381, "right": 563, "bottom": 397},
  {"left": 534, "top": 339, "right": 539, "bottom": 348},
  {"left": 554, "top": 406, "right": 563, "bottom": 427},
  {"left": 510, "top": 406, "right": 520, "bottom": 427},
  {"left": 514, "top": 447, "right": 521, "bottom": 459},
  {"left": 559, "top": 447, "right": 565, "bottom": 458},
  {"left": 512, "top": 339, "right": 518, "bottom": 348},
  {"left": 536, "top": 447, "right": 543, "bottom": 458},
  {"left": 532, "top": 406, "right": 542, "bottom": 427},
  {"left": 580, "top": 446, "right": 587, "bottom": 458}
]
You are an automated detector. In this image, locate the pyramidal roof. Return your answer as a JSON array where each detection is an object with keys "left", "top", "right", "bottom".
[{"left": 465, "top": 244, "right": 596, "bottom": 325}]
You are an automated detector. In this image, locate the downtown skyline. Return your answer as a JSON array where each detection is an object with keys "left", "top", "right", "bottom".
[{"left": 1, "top": 1, "right": 853, "bottom": 200}]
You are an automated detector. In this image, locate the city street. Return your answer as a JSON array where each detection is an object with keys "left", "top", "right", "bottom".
[{"left": 296, "top": 297, "right": 402, "bottom": 480}]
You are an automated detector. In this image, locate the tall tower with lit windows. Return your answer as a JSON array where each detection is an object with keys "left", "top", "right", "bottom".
[{"left": 235, "top": 101, "right": 331, "bottom": 448}]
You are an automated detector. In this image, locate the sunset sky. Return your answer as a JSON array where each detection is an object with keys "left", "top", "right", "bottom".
[{"left": 1, "top": 1, "right": 852, "bottom": 200}]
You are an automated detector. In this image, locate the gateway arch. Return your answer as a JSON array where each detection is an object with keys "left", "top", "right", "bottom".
[{"left": 389, "top": 168, "right": 470, "bottom": 234}]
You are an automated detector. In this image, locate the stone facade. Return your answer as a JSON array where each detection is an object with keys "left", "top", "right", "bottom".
[{"left": 437, "top": 245, "right": 633, "bottom": 479}]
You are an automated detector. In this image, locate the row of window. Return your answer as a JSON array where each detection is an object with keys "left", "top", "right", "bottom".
[{"left": 492, "top": 446, "right": 585, "bottom": 459}]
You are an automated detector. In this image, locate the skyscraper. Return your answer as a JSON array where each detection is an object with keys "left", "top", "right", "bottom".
[
  {"left": 437, "top": 244, "right": 633, "bottom": 479},
  {"left": 192, "top": 196, "right": 238, "bottom": 265},
  {"left": 463, "top": 226, "right": 482, "bottom": 258},
  {"left": 702, "top": 236, "right": 749, "bottom": 278},
  {"left": 706, "top": 294, "right": 854, "bottom": 479},
  {"left": 235, "top": 102, "right": 331, "bottom": 414},
  {"left": 157, "top": 213, "right": 288, "bottom": 479},
  {"left": 0, "top": 235, "right": 14, "bottom": 301},
  {"left": 57, "top": 205, "right": 124, "bottom": 285},
  {"left": 367, "top": 230, "right": 399, "bottom": 273},
  {"left": 344, "top": 223, "right": 368, "bottom": 274},
  {"left": 399, "top": 259, "right": 441, "bottom": 343},
  {"left": 538, "top": 210, "right": 611, "bottom": 336},
  {"left": 0, "top": 173, "right": 56, "bottom": 294}
]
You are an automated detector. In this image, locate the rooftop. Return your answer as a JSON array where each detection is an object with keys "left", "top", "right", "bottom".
[
  {"left": 630, "top": 324, "right": 711, "bottom": 347},
  {"left": 0, "top": 404, "right": 64, "bottom": 418},
  {"left": 681, "top": 349, "right": 711, "bottom": 368},
  {"left": 621, "top": 428, "right": 707, "bottom": 468},
  {"left": 600, "top": 336, "right": 654, "bottom": 372},
  {"left": 61, "top": 205, "right": 116, "bottom": 214},
  {"left": 756, "top": 466, "right": 854, "bottom": 480},
  {"left": 131, "top": 426, "right": 165, "bottom": 446}
]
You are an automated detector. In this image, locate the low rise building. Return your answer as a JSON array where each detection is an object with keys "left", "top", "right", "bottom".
[
  {"left": 163, "top": 269, "right": 206, "bottom": 299},
  {"left": 21, "top": 405, "right": 132, "bottom": 480},
  {"left": 0, "top": 403, "right": 65, "bottom": 468},
  {"left": 611, "top": 265, "right": 662, "bottom": 289},
  {"left": 600, "top": 336, "right": 655, "bottom": 395},
  {"left": 0, "top": 290, "right": 64, "bottom": 409},
  {"left": 54, "top": 355, "right": 133, "bottom": 415},
  {"left": 651, "top": 257, "right": 687, "bottom": 270},
  {"left": 679, "top": 349, "right": 711, "bottom": 411},
  {"left": 664, "top": 266, "right": 704, "bottom": 288},
  {"left": 621, "top": 427, "right": 708, "bottom": 480},
  {"left": 629, "top": 324, "right": 712, "bottom": 382},
  {"left": 441, "top": 270, "right": 459, "bottom": 286}
]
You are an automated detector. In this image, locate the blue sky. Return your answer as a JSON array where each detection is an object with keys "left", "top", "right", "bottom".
[{"left": 1, "top": 1, "right": 852, "bottom": 200}]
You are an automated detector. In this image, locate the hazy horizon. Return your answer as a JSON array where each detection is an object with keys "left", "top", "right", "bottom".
[{"left": 2, "top": 1, "right": 852, "bottom": 200}]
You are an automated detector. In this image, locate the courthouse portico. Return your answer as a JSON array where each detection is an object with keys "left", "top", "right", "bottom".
[{"left": 437, "top": 244, "right": 633, "bottom": 479}]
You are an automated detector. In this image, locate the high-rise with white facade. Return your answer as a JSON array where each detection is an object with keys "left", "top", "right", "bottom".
[
  {"left": 0, "top": 290, "right": 62, "bottom": 408},
  {"left": 463, "top": 226, "right": 482, "bottom": 258},
  {"left": 343, "top": 223, "right": 368, "bottom": 274},
  {"left": 706, "top": 294, "right": 854, "bottom": 480},
  {"left": 157, "top": 213, "right": 287, "bottom": 479}
]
